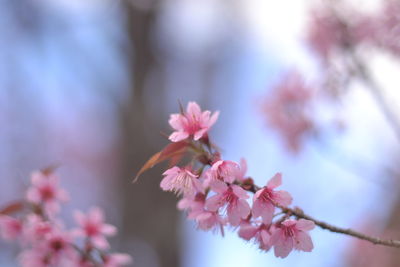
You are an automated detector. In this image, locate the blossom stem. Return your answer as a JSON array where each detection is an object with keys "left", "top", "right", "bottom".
[
  {"left": 245, "top": 183, "right": 400, "bottom": 248},
  {"left": 277, "top": 204, "right": 400, "bottom": 248}
]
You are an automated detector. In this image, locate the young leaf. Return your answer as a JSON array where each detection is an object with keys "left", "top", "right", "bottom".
[{"left": 133, "top": 141, "right": 188, "bottom": 183}]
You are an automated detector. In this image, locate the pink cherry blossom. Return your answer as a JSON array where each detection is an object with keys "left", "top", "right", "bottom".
[
  {"left": 19, "top": 228, "right": 76, "bottom": 267},
  {"left": 178, "top": 193, "right": 225, "bottom": 234},
  {"left": 73, "top": 207, "right": 117, "bottom": 250},
  {"left": 26, "top": 171, "right": 69, "bottom": 215},
  {"left": 204, "top": 160, "right": 240, "bottom": 187},
  {"left": 270, "top": 219, "right": 315, "bottom": 258},
  {"left": 43, "top": 230, "right": 75, "bottom": 258},
  {"left": 253, "top": 173, "right": 292, "bottom": 224},
  {"left": 161, "top": 166, "right": 203, "bottom": 196},
  {"left": 206, "top": 181, "right": 250, "bottom": 226},
  {"left": 168, "top": 101, "right": 219, "bottom": 142},
  {"left": 0, "top": 215, "right": 22, "bottom": 241},
  {"left": 238, "top": 221, "right": 272, "bottom": 251},
  {"left": 22, "top": 215, "right": 53, "bottom": 244},
  {"left": 19, "top": 248, "right": 54, "bottom": 267}
]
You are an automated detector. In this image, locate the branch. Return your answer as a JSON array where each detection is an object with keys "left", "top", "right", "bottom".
[
  {"left": 278, "top": 205, "right": 400, "bottom": 248},
  {"left": 246, "top": 183, "right": 400, "bottom": 248}
]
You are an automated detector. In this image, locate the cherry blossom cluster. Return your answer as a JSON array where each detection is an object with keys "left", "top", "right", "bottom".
[
  {"left": 260, "top": 0, "right": 400, "bottom": 153},
  {"left": 158, "top": 102, "right": 315, "bottom": 258},
  {"left": 0, "top": 169, "right": 132, "bottom": 267},
  {"left": 260, "top": 71, "right": 315, "bottom": 153}
]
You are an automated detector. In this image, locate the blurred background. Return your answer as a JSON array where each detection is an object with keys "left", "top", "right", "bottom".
[{"left": 0, "top": 0, "right": 400, "bottom": 266}]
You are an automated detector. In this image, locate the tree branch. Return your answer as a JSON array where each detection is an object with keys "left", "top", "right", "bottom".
[{"left": 246, "top": 183, "right": 400, "bottom": 248}]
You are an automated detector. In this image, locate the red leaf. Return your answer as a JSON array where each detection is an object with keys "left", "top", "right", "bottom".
[
  {"left": 0, "top": 201, "right": 23, "bottom": 215},
  {"left": 133, "top": 141, "right": 188, "bottom": 183}
]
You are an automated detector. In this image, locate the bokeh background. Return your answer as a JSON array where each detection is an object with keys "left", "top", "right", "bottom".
[{"left": 0, "top": 0, "right": 400, "bottom": 266}]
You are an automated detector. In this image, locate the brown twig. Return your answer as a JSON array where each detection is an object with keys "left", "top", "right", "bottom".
[
  {"left": 277, "top": 204, "right": 400, "bottom": 248},
  {"left": 245, "top": 183, "right": 400, "bottom": 248}
]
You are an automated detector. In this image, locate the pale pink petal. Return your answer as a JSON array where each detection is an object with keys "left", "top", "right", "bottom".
[
  {"left": 207, "top": 111, "right": 219, "bottom": 127},
  {"left": 273, "top": 190, "right": 292, "bottom": 206},
  {"left": 210, "top": 161, "right": 224, "bottom": 171},
  {"left": 236, "top": 199, "right": 251, "bottom": 219},
  {"left": 169, "top": 131, "right": 189, "bottom": 142},
  {"left": 227, "top": 206, "right": 241, "bottom": 226},
  {"left": 260, "top": 229, "right": 271, "bottom": 246},
  {"left": 92, "top": 235, "right": 109, "bottom": 249},
  {"left": 44, "top": 202, "right": 60, "bottom": 215},
  {"left": 274, "top": 236, "right": 294, "bottom": 258},
  {"left": 294, "top": 231, "right": 314, "bottom": 252},
  {"left": 254, "top": 188, "right": 264, "bottom": 200},
  {"left": 220, "top": 161, "right": 239, "bottom": 183},
  {"left": 252, "top": 199, "right": 263, "bottom": 218},
  {"left": 200, "top": 110, "right": 211, "bottom": 124},
  {"left": 160, "top": 175, "right": 174, "bottom": 191},
  {"left": 102, "top": 224, "right": 117, "bottom": 236},
  {"left": 0, "top": 216, "right": 22, "bottom": 240},
  {"left": 209, "top": 180, "right": 228, "bottom": 194},
  {"left": 238, "top": 224, "right": 258, "bottom": 240},
  {"left": 162, "top": 166, "right": 180, "bottom": 176},
  {"left": 270, "top": 228, "right": 283, "bottom": 245},
  {"left": 194, "top": 128, "right": 208, "bottom": 140},
  {"left": 90, "top": 207, "right": 104, "bottom": 223},
  {"left": 30, "top": 171, "right": 45, "bottom": 185},
  {"left": 26, "top": 189, "right": 40, "bottom": 203},
  {"left": 267, "top": 173, "right": 282, "bottom": 189},
  {"left": 177, "top": 198, "right": 191, "bottom": 210},
  {"left": 205, "top": 195, "right": 223, "bottom": 212},
  {"left": 282, "top": 220, "right": 297, "bottom": 227},
  {"left": 187, "top": 102, "right": 202, "bottom": 117},
  {"left": 196, "top": 212, "right": 212, "bottom": 222},
  {"left": 168, "top": 114, "right": 184, "bottom": 130},
  {"left": 231, "top": 185, "right": 249, "bottom": 199},
  {"left": 260, "top": 203, "right": 275, "bottom": 225},
  {"left": 296, "top": 219, "right": 315, "bottom": 231},
  {"left": 192, "top": 178, "right": 205, "bottom": 194}
]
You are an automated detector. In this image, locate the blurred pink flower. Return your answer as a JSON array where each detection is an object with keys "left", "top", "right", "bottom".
[
  {"left": 365, "top": 1, "right": 400, "bottom": 56},
  {"left": 26, "top": 171, "right": 69, "bottom": 215},
  {"left": 73, "top": 207, "right": 117, "bottom": 250},
  {"left": 22, "top": 215, "right": 53, "bottom": 244},
  {"left": 161, "top": 166, "right": 203, "bottom": 196},
  {"left": 253, "top": 173, "right": 292, "bottom": 224},
  {"left": 261, "top": 71, "right": 315, "bottom": 153},
  {"left": 270, "top": 219, "right": 315, "bottom": 258},
  {"left": 0, "top": 215, "right": 22, "bottom": 241},
  {"left": 307, "top": 7, "right": 351, "bottom": 63},
  {"left": 19, "top": 228, "right": 76, "bottom": 267},
  {"left": 168, "top": 101, "right": 219, "bottom": 142},
  {"left": 206, "top": 181, "right": 250, "bottom": 226}
]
